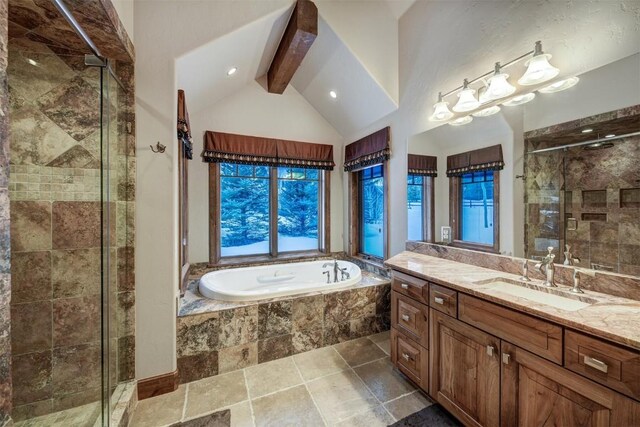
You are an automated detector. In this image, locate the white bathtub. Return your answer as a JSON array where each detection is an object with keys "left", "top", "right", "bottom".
[{"left": 198, "top": 260, "right": 362, "bottom": 301}]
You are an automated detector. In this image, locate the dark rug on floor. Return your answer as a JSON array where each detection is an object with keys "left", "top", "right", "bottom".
[
  {"left": 389, "top": 404, "right": 462, "bottom": 427},
  {"left": 170, "top": 409, "right": 231, "bottom": 427}
]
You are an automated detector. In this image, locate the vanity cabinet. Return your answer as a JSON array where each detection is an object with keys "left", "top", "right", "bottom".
[
  {"left": 391, "top": 291, "right": 429, "bottom": 347},
  {"left": 430, "top": 309, "right": 501, "bottom": 427}
]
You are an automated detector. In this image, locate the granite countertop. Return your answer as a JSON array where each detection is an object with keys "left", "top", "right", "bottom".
[
  {"left": 179, "top": 270, "right": 390, "bottom": 317},
  {"left": 385, "top": 251, "right": 640, "bottom": 350}
]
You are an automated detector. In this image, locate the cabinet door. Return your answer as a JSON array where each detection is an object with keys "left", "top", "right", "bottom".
[
  {"left": 501, "top": 341, "right": 640, "bottom": 427},
  {"left": 430, "top": 309, "right": 500, "bottom": 427}
]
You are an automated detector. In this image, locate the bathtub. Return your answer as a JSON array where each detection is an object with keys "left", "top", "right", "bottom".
[{"left": 198, "top": 260, "right": 362, "bottom": 301}]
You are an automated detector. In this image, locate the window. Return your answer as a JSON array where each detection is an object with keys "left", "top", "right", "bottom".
[
  {"left": 216, "top": 163, "right": 327, "bottom": 260},
  {"left": 449, "top": 170, "right": 499, "bottom": 252},
  {"left": 359, "top": 165, "right": 384, "bottom": 259},
  {"left": 407, "top": 174, "right": 434, "bottom": 242}
]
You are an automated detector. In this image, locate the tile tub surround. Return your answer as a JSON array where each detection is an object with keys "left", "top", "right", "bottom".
[
  {"left": 133, "top": 333, "right": 434, "bottom": 426},
  {"left": 177, "top": 271, "right": 391, "bottom": 384},
  {"left": 407, "top": 241, "right": 640, "bottom": 301},
  {"left": 388, "top": 250, "right": 640, "bottom": 350}
]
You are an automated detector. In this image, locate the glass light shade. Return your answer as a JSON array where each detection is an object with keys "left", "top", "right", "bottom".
[
  {"left": 449, "top": 116, "right": 473, "bottom": 126},
  {"left": 518, "top": 53, "right": 559, "bottom": 85},
  {"left": 430, "top": 100, "right": 454, "bottom": 121},
  {"left": 452, "top": 88, "right": 480, "bottom": 112},
  {"left": 472, "top": 106, "right": 501, "bottom": 117},
  {"left": 539, "top": 76, "right": 579, "bottom": 93},
  {"left": 503, "top": 92, "right": 536, "bottom": 106},
  {"left": 485, "top": 72, "right": 516, "bottom": 100}
]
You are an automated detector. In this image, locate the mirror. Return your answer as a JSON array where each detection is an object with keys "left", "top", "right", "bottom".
[{"left": 407, "top": 53, "right": 640, "bottom": 277}]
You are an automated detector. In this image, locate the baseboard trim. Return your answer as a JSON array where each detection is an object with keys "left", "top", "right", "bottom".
[{"left": 137, "top": 370, "right": 179, "bottom": 400}]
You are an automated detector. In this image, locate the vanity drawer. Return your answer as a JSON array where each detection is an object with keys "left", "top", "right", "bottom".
[
  {"left": 392, "top": 291, "right": 429, "bottom": 348},
  {"left": 391, "top": 327, "right": 429, "bottom": 391},
  {"left": 429, "top": 283, "right": 457, "bottom": 317},
  {"left": 458, "top": 294, "right": 563, "bottom": 364},
  {"left": 565, "top": 330, "right": 640, "bottom": 401},
  {"left": 392, "top": 270, "right": 429, "bottom": 305}
]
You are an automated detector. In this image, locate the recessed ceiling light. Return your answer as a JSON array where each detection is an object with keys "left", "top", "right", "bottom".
[
  {"left": 581, "top": 128, "right": 593, "bottom": 133},
  {"left": 226, "top": 67, "right": 238, "bottom": 76},
  {"left": 329, "top": 90, "right": 337, "bottom": 99},
  {"left": 27, "top": 58, "right": 37, "bottom": 66},
  {"left": 605, "top": 134, "right": 616, "bottom": 138}
]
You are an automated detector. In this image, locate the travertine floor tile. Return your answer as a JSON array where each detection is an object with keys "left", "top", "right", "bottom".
[
  {"left": 227, "top": 401, "right": 254, "bottom": 427},
  {"left": 245, "top": 357, "right": 302, "bottom": 398},
  {"left": 130, "top": 385, "right": 186, "bottom": 427},
  {"left": 334, "top": 337, "right": 386, "bottom": 367},
  {"left": 353, "top": 357, "right": 415, "bottom": 403},
  {"left": 251, "top": 385, "right": 324, "bottom": 427},
  {"left": 368, "top": 332, "right": 390, "bottom": 355},
  {"left": 293, "top": 346, "right": 349, "bottom": 381},
  {"left": 184, "top": 371, "right": 248, "bottom": 419},
  {"left": 383, "top": 390, "right": 432, "bottom": 421},
  {"left": 307, "top": 370, "right": 378, "bottom": 424},
  {"left": 333, "top": 405, "right": 395, "bottom": 426}
]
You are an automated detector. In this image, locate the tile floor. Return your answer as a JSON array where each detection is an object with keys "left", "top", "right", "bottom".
[{"left": 131, "top": 331, "right": 433, "bottom": 427}]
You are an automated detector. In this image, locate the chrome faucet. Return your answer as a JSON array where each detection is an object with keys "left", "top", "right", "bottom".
[
  {"left": 322, "top": 260, "right": 339, "bottom": 283},
  {"left": 339, "top": 267, "right": 350, "bottom": 281},
  {"left": 520, "top": 260, "right": 531, "bottom": 282},
  {"left": 535, "top": 246, "right": 557, "bottom": 287},
  {"left": 570, "top": 269, "right": 584, "bottom": 294},
  {"left": 563, "top": 244, "right": 581, "bottom": 266}
]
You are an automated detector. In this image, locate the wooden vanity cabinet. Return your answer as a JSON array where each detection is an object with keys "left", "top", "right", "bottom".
[
  {"left": 391, "top": 291, "right": 429, "bottom": 347},
  {"left": 430, "top": 309, "right": 501, "bottom": 427},
  {"left": 501, "top": 341, "right": 640, "bottom": 427}
]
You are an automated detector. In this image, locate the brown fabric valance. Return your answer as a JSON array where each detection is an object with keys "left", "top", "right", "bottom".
[
  {"left": 202, "top": 131, "right": 334, "bottom": 170},
  {"left": 177, "top": 90, "right": 193, "bottom": 159},
  {"left": 446, "top": 144, "right": 504, "bottom": 177},
  {"left": 344, "top": 127, "right": 390, "bottom": 172},
  {"left": 408, "top": 154, "right": 437, "bottom": 177}
]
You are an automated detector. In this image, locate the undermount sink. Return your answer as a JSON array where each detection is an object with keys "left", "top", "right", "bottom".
[{"left": 474, "top": 278, "right": 599, "bottom": 312}]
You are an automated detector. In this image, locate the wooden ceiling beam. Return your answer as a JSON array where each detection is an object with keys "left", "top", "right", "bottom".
[{"left": 267, "top": 0, "right": 318, "bottom": 94}]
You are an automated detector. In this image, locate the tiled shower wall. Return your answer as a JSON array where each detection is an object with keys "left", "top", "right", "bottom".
[
  {"left": 7, "top": 34, "right": 135, "bottom": 422},
  {"left": 0, "top": 0, "right": 12, "bottom": 424}
]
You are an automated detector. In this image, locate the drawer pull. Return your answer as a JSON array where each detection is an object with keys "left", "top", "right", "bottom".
[
  {"left": 434, "top": 297, "right": 445, "bottom": 305},
  {"left": 401, "top": 283, "right": 409, "bottom": 289},
  {"left": 502, "top": 353, "right": 511, "bottom": 365},
  {"left": 402, "top": 353, "right": 412, "bottom": 361},
  {"left": 584, "top": 356, "right": 608, "bottom": 373},
  {"left": 401, "top": 314, "right": 410, "bottom": 322},
  {"left": 486, "top": 345, "right": 495, "bottom": 357}
]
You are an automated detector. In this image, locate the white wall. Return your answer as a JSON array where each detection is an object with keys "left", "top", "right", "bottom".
[
  {"left": 188, "top": 80, "right": 344, "bottom": 264},
  {"left": 111, "top": 0, "right": 135, "bottom": 43}
]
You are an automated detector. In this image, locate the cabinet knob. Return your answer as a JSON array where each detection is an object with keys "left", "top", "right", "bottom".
[
  {"left": 402, "top": 353, "right": 411, "bottom": 361},
  {"left": 401, "top": 283, "right": 409, "bottom": 290},
  {"left": 502, "top": 353, "right": 511, "bottom": 365},
  {"left": 401, "top": 314, "right": 410, "bottom": 322},
  {"left": 486, "top": 346, "right": 495, "bottom": 357},
  {"left": 583, "top": 356, "right": 608, "bottom": 373},
  {"left": 434, "top": 297, "right": 445, "bottom": 305}
]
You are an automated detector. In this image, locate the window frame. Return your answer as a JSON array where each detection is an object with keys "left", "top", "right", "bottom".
[
  {"left": 349, "top": 163, "right": 389, "bottom": 262},
  {"left": 209, "top": 163, "right": 330, "bottom": 265},
  {"left": 407, "top": 174, "right": 435, "bottom": 242},
  {"left": 449, "top": 170, "right": 500, "bottom": 253}
]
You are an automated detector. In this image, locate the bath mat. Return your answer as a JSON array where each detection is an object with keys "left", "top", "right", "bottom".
[
  {"left": 389, "top": 404, "right": 462, "bottom": 427},
  {"left": 170, "top": 409, "right": 231, "bottom": 427}
]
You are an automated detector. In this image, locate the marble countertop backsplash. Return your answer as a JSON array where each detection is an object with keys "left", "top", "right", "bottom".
[{"left": 386, "top": 251, "right": 640, "bottom": 350}]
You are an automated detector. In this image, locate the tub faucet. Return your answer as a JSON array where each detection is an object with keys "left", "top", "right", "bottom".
[
  {"left": 322, "top": 260, "right": 339, "bottom": 283},
  {"left": 339, "top": 267, "right": 350, "bottom": 281},
  {"left": 563, "top": 244, "right": 580, "bottom": 266},
  {"left": 535, "top": 246, "right": 557, "bottom": 287}
]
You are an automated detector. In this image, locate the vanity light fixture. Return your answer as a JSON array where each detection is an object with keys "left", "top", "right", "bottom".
[
  {"left": 449, "top": 116, "right": 473, "bottom": 126},
  {"left": 605, "top": 134, "right": 616, "bottom": 138},
  {"left": 27, "top": 58, "right": 38, "bottom": 66},
  {"left": 429, "top": 92, "right": 454, "bottom": 121},
  {"left": 503, "top": 92, "right": 535, "bottom": 106},
  {"left": 539, "top": 76, "right": 579, "bottom": 94},
  {"left": 452, "top": 79, "right": 480, "bottom": 112},
  {"left": 485, "top": 62, "right": 516, "bottom": 100},
  {"left": 226, "top": 67, "right": 238, "bottom": 76},
  {"left": 581, "top": 128, "right": 594, "bottom": 133},
  {"left": 472, "top": 105, "right": 501, "bottom": 117},
  {"left": 518, "top": 41, "right": 559, "bottom": 86},
  {"left": 329, "top": 90, "right": 338, "bottom": 99}
]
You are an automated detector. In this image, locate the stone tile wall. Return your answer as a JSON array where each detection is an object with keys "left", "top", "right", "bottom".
[{"left": 176, "top": 281, "right": 391, "bottom": 384}]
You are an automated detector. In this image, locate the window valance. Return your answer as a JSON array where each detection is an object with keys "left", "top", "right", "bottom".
[
  {"left": 202, "top": 131, "right": 335, "bottom": 170},
  {"left": 446, "top": 144, "right": 504, "bottom": 177},
  {"left": 177, "top": 90, "right": 193, "bottom": 159},
  {"left": 344, "top": 127, "right": 390, "bottom": 172},
  {"left": 408, "top": 154, "right": 437, "bottom": 177}
]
